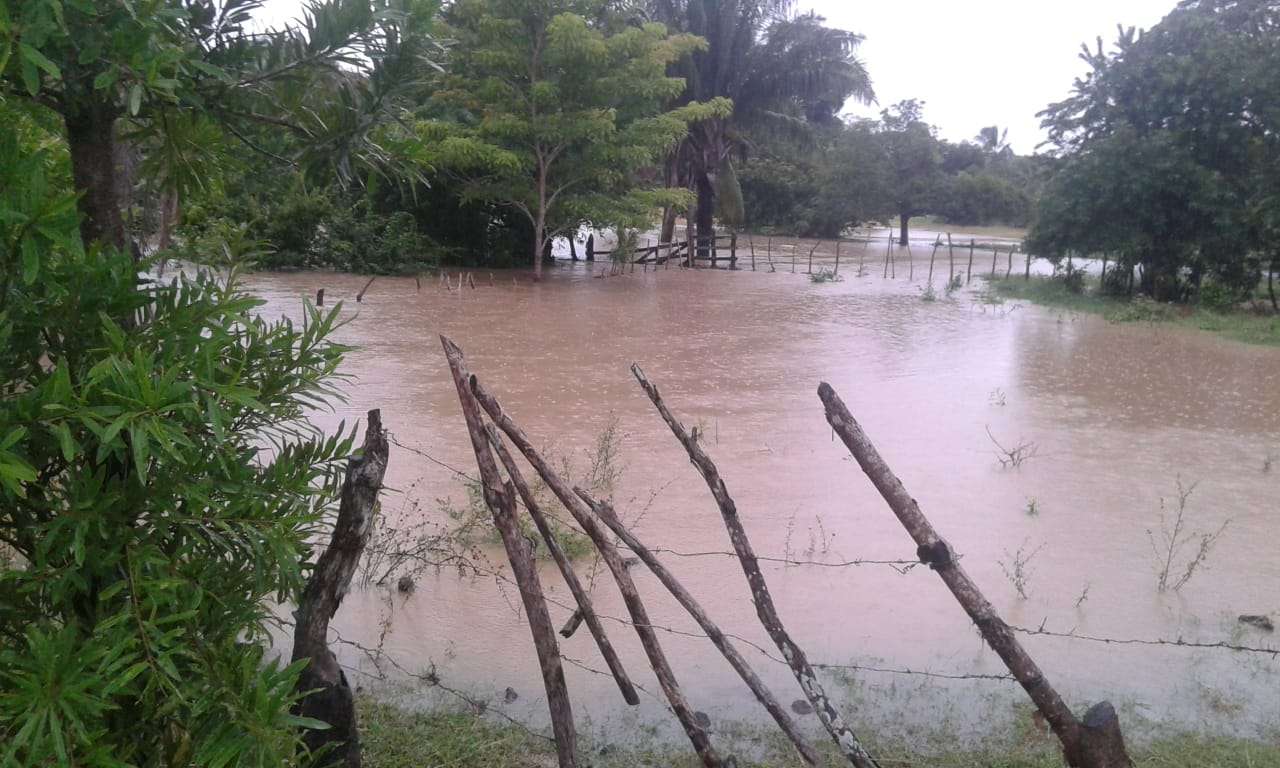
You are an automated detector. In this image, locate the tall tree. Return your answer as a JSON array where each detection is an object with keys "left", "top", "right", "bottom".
[
  {"left": 424, "top": 0, "right": 708, "bottom": 279},
  {"left": 877, "top": 99, "right": 940, "bottom": 245},
  {"left": 651, "top": 1, "right": 873, "bottom": 256},
  {"left": 0, "top": 0, "right": 427, "bottom": 250},
  {"left": 1035, "top": 0, "right": 1280, "bottom": 301}
]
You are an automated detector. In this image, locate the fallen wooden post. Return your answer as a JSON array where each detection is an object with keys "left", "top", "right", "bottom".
[
  {"left": 633, "top": 365, "right": 882, "bottom": 768},
  {"left": 577, "top": 489, "right": 821, "bottom": 767},
  {"left": 291, "top": 409, "right": 389, "bottom": 768},
  {"left": 818, "top": 382, "right": 1133, "bottom": 768},
  {"left": 441, "top": 337, "right": 578, "bottom": 768},
  {"left": 467, "top": 370, "right": 725, "bottom": 768},
  {"left": 484, "top": 424, "right": 640, "bottom": 706}
]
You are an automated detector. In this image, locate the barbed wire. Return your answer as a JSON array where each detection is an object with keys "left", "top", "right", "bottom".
[{"left": 1009, "top": 622, "right": 1279, "bottom": 657}]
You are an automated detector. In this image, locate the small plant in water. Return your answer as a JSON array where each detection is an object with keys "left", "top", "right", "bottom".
[
  {"left": 1074, "top": 581, "right": 1091, "bottom": 608},
  {"left": 998, "top": 539, "right": 1045, "bottom": 600},
  {"left": 945, "top": 272, "right": 963, "bottom": 296},
  {"left": 985, "top": 425, "right": 1039, "bottom": 468},
  {"left": 919, "top": 283, "right": 938, "bottom": 302},
  {"left": 988, "top": 388, "right": 1007, "bottom": 407},
  {"left": 1148, "top": 476, "right": 1229, "bottom": 592},
  {"left": 810, "top": 267, "right": 843, "bottom": 284},
  {"left": 1024, "top": 497, "right": 1040, "bottom": 517}
]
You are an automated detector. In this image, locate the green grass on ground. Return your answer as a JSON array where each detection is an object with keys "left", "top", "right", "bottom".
[
  {"left": 359, "top": 698, "right": 1280, "bottom": 768},
  {"left": 987, "top": 276, "right": 1280, "bottom": 347}
]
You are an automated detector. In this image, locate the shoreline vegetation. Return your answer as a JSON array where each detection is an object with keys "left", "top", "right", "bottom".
[
  {"left": 986, "top": 275, "right": 1280, "bottom": 347},
  {"left": 359, "top": 698, "right": 1280, "bottom": 768}
]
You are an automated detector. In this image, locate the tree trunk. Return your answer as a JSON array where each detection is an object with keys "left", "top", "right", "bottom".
[
  {"left": 1269, "top": 255, "right": 1277, "bottom": 312},
  {"left": 660, "top": 207, "right": 678, "bottom": 245},
  {"left": 292, "top": 410, "right": 390, "bottom": 768},
  {"left": 65, "top": 101, "right": 127, "bottom": 250},
  {"left": 156, "top": 187, "right": 180, "bottom": 252},
  {"left": 898, "top": 212, "right": 910, "bottom": 247},
  {"left": 695, "top": 173, "right": 716, "bottom": 261}
]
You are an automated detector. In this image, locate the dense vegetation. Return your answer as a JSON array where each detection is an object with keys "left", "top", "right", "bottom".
[{"left": 1030, "top": 0, "right": 1280, "bottom": 306}]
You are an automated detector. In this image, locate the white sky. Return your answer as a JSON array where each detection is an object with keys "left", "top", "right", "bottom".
[
  {"left": 807, "top": 0, "right": 1176, "bottom": 153},
  {"left": 258, "top": 0, "right": 1176, "bottom": 154}
]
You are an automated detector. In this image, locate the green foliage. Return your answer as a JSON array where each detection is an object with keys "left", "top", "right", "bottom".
[
  {"left": 417, "top": 0, "right": 706, "bottom": 270},
  {"left": 1, "top": 120, "right": 356, "bottom": 763},
  {"left": 1033, "top": 1, "right": 1280, "bottom": 302}
]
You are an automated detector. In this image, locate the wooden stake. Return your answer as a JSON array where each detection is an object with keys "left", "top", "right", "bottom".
[
  {"left": 468, "top": 373, "right": 725, "bottom": 768},
  {"left": 292, "top": 410, "right": 389, "bottom": 768},
  {"left": 835, "top": 240, "right": 841, "bottom": 276},
  {"left": 807, "top": 241, "right": 820, "bottom": 274},
  {"left": 1007, "top": 246, "right": 1015, "bottom": 278},
  {"left": 485, "top": 425, "right": 640, "bottom": 706},
  {"left": 577, "top": 490, "right": 821, "bottom": 767},
  {"left": 991, "top": 246, "right": 999, "bottom": 278},
  {"left": 819, "top": 383, "right": 1133, "bottom": 768},
  {"left": 947, "top": 233, "right": 955, "bottom": 284},
  {"left": 634, "top": 365, "right": 882, "bottom": 768},
  {"left": 967, "top": 239, "right": 975, "bottom": 285},
  {"left": 315, "top": 288, "right": 325, "bottom": 306},
  {"left": 883, "top": 235, "right": 891, "bottom": 279},
  {"left": 749, "top": 235, "right": 756, "bottom": 271},
  {"left": 928, "top": 236, "right": 940, "bottom": 285},
  {"left": 441, "top": 338, "right": 578, "bottom": 768}
]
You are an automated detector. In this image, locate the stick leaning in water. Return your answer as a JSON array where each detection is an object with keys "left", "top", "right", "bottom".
[
  {"left": 465, "top": 367, "right": 725, "bottom": 768},
  {"left": 632, "top": 364, "right": 881, "bottom": 768},
  {"left": 817, "top": 382, "right": 1132, "bottom": 768},
  {"left": 574, "top": 488, "right": 822, "bottom": 766},
  {"left": 483, "top": 423, "right": 640, "bottom": 706},
  {"left": 440, "top": 337, "right": 578, "bottom": 768}
]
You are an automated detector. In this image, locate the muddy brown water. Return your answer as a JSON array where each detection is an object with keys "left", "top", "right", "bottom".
[{"left": 252, "top": 261, "right": 1280, "bottom": 749}]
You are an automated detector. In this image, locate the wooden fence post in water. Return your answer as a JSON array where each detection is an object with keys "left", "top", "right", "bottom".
[
  {"left": 808, "top": 241, "right": 819, "bottom": 274},
  {"left": 818, "top": 383, "right": 1133, "bottom": 768},
  {"left": 906, "top": 237, "right": 914, "bottom": 281},
  {"left": 883, "top": 234, "right": 891, "bottom": 279},
  {"left": 947, "top": 233, "right": 955, "bottom": 284},
  {"left": 315, "top": 288, "right": 325, "bottom": 306},
  {"left": 440, "top": 338, "right": 579, "bottom": 768},
  {"left": 928, "top": 236, "right": 940, "bottom": 285},
  {"left": 356, "top": 277, "right": 375, "bottom": 303},
  {"left": 576, "top": 490, "right": 822, "bottom": 767},
  {"left": 467, "top": 371, "right": 726, "bottom": 768},
  {"left": 1007, "top": 246, "right": 1015, "bottom": 278},
  {"left": 1025, "top": 247, "right": 1032, "bottom": 280},
  {"left": 991, "top": 246, "right": 1000, "bottom": 278},
  {"left": 967, "top": 239, "right": 975, "bottom": 284},
  {"left": 835, "top": 240, "right": 841, "bottom": 276},
  {"left": 483, "top": 425, "right": 640, "bottom": 706},
  {"left": 731, "top": 232, "right": 738, "bottom": 270},
  {"left": 633, "top": 365, "right": 882, "bottom": 768},
  {"left": 749, "top": 235, "right": 757, "bottom": 271},
  {"left": 291, "top": 410, "right": 389, "bottom": 768}
]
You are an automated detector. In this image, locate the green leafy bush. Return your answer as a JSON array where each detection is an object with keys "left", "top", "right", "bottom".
[{"left": 1, "top": 132, "right": 355, "bottom": 765}]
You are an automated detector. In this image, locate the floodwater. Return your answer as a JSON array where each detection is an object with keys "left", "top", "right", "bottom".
[{"left": 251, "top": 255, "right": 1280, "bottom": 751}]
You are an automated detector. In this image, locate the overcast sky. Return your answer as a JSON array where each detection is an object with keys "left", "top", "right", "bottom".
[
  {"left": 258, "top": 0, "right": 1177, "bottom": 154},
  {"left": 807, "top": 0, "right": 1176, "bottom": 153}
]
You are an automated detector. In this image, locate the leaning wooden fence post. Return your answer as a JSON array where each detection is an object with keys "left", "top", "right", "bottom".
[
  {"left": 291, "top": 409, "right": 389, "bottom": 768},
  {"left": 576, "top": 490, "right": 821, "bottom": 767},
  {"left": 818, "top": 383, "right": 1132, "bottom": 768},
  {"left": 468, "top": 373, "right": 725, "bottom": 768},
  {"left": 484, "top": 425, "right": 640, "bottom": 706},
  {"left": 1007, "top": 246, "right": 1015, "bottom": 278},
  {"left": 356, "top": 277, "right": 375, "bottom": 303},
  {"left": 927, "top": 236, "right": 940, "bottom": 285},
  {"left": 1024, "top": 247, "right": 1032, "bottom": 280},
  {"left": 967, "top": 239, "right": 975, "bottom": 285},
  {"left": 883, "top": 234, "right": 891, "bottom": 278},
  {"left": 906, "top": 236, "right": 914, "bottom": 281},
  {"left": 749, "top": 235, "right": 757, "bottom": 271},
  {"left": 834, "top": 240, "right": 841, "bottom": 276},
  {"left": 634, "top": 365, "right": 882, "bottom": 768},
  {"left": 441, "top": 338, "right": 578, "bottom": 768},
  {"left": 991, "top": 245, "right": 1000, "bottom": 278}
]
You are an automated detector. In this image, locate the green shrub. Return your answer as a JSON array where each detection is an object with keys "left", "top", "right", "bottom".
[
  {"left": 1197, "top": 279, "right": 1239, "bottom": 313},
  {"left": 2, "top": 128, "right": 354, "bottom": 763}
]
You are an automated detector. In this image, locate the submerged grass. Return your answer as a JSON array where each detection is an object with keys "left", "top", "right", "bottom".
[
  {"left": 987, "top": 276, "right": 1280, "bottom": 347},
  {"left": 359, "top": 698, "right": 1280, "bottom": 768}
]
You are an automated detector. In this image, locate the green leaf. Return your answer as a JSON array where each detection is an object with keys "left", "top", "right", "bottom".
[
  {"left": 93, "top": 68, "right": 118, "bottom": 91},
  {"left": 128, "top": 83, "right": 142, "bottom": 116},
  {"left": 19, "top": 42, "right": 61, "bottom": 78},
  {"left": 21, "top": 236, "right": 39, "bottom": 284},
  {"left": 52, "top": 423, "right": 79, "bottom": 461}
]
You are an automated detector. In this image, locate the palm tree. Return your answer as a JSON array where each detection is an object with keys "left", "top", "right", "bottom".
[
  {"left": 976, "top": 125, "right": 1012, "bottom": 156},
  {"left": 651, "top": 1, "right": 874, "bottom": 256}
]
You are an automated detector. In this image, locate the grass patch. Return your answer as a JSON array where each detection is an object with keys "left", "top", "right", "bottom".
[
  {"left": 359, "top": 698, "right": 1280, "bottom": 768},
  {"left": 987, "top": 276, "right": 1280, "bottom": 347}
]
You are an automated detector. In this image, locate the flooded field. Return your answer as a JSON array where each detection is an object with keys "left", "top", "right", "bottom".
[{"left": 252, "top": 260, "right": 1280, "bottom": 750}]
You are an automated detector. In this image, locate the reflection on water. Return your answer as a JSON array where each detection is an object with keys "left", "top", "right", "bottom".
[{"left": 251, "top": 261, "right": 1280, "bottom": 747}]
